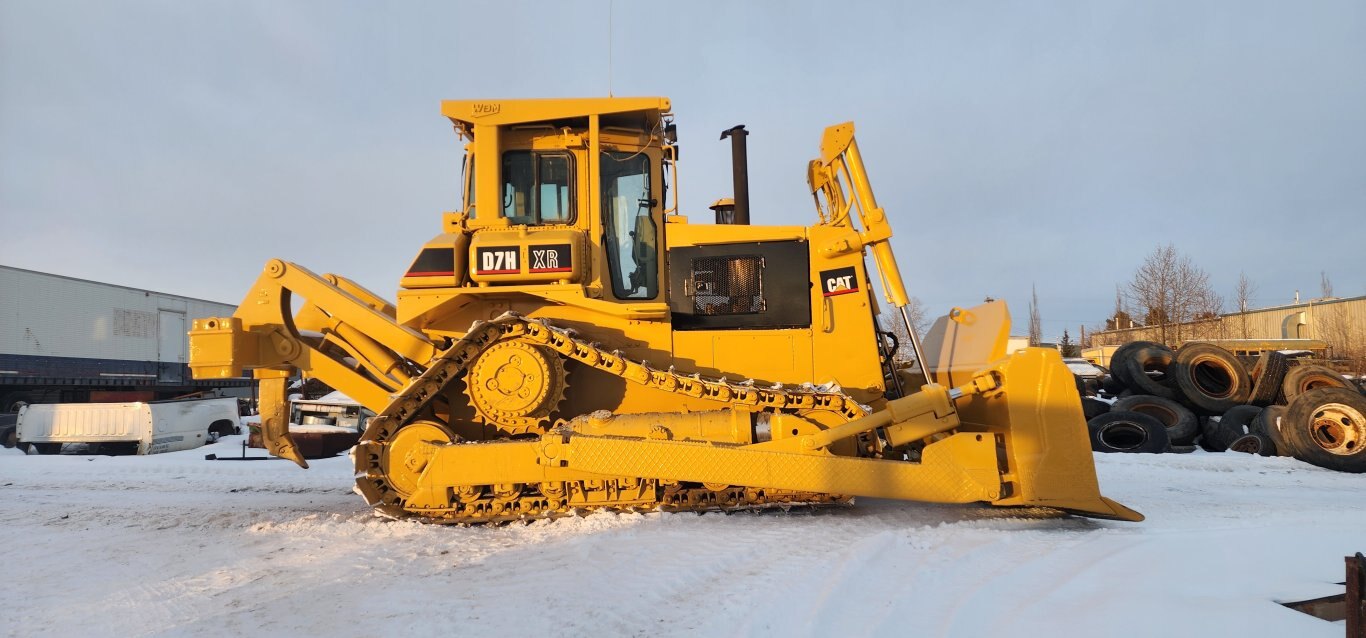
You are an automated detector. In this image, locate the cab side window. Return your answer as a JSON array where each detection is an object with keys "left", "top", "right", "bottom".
[
  {"left": 601, "top": 151, "right": 658, "bottom": 300},
  {"left": 502, "top": 151, "right": 576, "bottom": 225}
]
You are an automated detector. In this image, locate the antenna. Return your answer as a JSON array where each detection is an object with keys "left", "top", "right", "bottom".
[{"left": 608, "top": 0, "right": 614, "bottom": 97}]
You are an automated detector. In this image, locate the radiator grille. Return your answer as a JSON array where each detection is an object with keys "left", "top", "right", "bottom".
[{"left": 692, "top": 256, "right": 765, "bottom": 315}]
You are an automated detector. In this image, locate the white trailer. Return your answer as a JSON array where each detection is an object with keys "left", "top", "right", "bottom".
[
  {"left": 16, "top": 397, "right": 240, "bottom": 455},
  {"left": 0, "top": 265, "right": 252, "bottom": 411}
]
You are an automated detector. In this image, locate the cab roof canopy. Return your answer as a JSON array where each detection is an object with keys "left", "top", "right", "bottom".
[{"left": 441, "top": 97, "right": 671, "bottom": 136}]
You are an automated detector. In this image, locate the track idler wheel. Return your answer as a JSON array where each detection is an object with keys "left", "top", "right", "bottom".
[{"left": 383, "top": 420, "right": 457, "bottom": 499}]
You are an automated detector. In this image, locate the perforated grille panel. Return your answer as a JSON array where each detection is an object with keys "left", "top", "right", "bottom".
[
  {"left": 668, "top": 240, "right": 810, "bottom": 330},
  {"left": 692, "top": 255, "right": 765, "bottom": 315}
]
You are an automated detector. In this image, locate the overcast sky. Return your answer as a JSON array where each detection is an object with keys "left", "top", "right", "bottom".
[{"left": 2, "top": 1, "right": 1363, "bottom": 341}]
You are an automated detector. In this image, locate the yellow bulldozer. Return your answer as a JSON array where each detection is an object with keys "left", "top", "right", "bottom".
[{"left": 189, "top": 97, "right": 1141, "bottom": 524}]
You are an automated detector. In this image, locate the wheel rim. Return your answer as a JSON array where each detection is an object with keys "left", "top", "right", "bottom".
[
  {"left": 1100, "top": 422, "right": 1149, "bottom": 450},
  {"left": 1307, "top": 402, "right": 1365, "bottom": 456},
  {"left": 1229, "top": 436, "right": 1262, "bottom": 454},
  {"left": 1300, "top": 374, "right": 1343, "bottom": 393}
]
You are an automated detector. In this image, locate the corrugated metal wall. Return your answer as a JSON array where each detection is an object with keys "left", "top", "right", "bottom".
[
  {"left": 1092, "top": 296, "right": 1366, "bottom": 352},
  {"left": 0, "top": 266, "right": 238, "bottom": 362}
]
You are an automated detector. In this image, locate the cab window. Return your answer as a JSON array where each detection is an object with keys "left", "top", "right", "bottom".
[
  {"left": 463, "top": 154, "right": 476, "bottom": 216},
  {"left": 601, "top": 151, "right": 657, "bottom": 300},
  {"left": 501, "top": 151, "right": 575, "bottom": 225}
]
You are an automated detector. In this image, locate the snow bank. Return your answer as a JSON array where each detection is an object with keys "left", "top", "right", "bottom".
[{"left": 0, "top": 440, "right": 1361, "bottom": 636}]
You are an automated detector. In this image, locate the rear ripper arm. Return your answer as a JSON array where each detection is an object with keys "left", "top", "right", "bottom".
[{"left": 190, "top": 259, "right": 440, "bottom": 467}]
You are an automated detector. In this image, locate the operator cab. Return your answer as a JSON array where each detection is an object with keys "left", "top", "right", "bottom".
[{"left": 400, "top": 98, "right": 673, "bottom": 306}]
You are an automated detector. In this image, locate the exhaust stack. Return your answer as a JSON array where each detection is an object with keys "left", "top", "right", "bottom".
[{"left": 720, "top": 125, "right": 750, "bottom": 225}]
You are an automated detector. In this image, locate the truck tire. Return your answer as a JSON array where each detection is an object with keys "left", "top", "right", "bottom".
[
  {"left": 1115, "top": 343, "right": 1178, "bottom": 400},
  {"left": 1081, "top": 397, "right": 1111, "bottom": 420},
  {"left": 1255, "top": 405, "right": 1294, "bottom": 457},
  {"left": 1109, "top": 341, "right": 1152, "bottom": 393},
  {"left": 1196, "top": 416, "right": 1218, "bottom": 451},
  {"left": 1, "top": 392, "right": 32, "bottom": 414},
  {"left": 1248, "top": 351, "right": 1289, "bottom": 407},
  {"left": 1228, "top": 433, "right": 1275, "bottom": 456},
  {"left": 1087, "top": 411, "right": 1170, "bottom": 454},
  {"left": 208, "top": 419, "right": 237, "bottom": 443},
  {"left": 1205, "top": 405, "right": 1263, "bottom": 452},
  {"left": 1172, "top": 343, "right": 1251, "bottom": 414},
  {"left": 1100, "top": 374, "right": 1126, "bottom": 395},
  {"left": 1113, "top": 395, "right": 1199, "bottom": 445},
  {"left": 1281, "top": 364, "right": 1353, "bottom": 404},
  {"left": 1282, "top": 387, "right": 1366, "bottom": 473},
  {"left": 1107, "top": 342, "right": 1146, "bottom": 389}
]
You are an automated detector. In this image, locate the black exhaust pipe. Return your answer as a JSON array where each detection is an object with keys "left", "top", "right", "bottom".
[{"left": 720, "top": 125, "right": 750, "bottom": 225}]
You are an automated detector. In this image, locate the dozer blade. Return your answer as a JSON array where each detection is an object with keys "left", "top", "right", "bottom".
[
  {"left": 956, "top": 348, "right": 1142, "bottom": 521},
  {"left": 922, "top": 301, "right": 1142, "bottom": 521}
]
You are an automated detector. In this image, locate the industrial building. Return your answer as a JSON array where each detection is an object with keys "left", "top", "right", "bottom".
[{"left": 1089, "top": 294, "right": 1366, "bottom": 369}]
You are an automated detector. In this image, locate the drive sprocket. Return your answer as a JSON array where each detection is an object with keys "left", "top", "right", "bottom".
[{"left": 464, "top": 339, "right": 567, "bottom": 435}]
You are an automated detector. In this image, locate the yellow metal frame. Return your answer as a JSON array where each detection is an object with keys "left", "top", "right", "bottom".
[{"left": 190, "top": 97, "right": 1142, "bottom": 523}]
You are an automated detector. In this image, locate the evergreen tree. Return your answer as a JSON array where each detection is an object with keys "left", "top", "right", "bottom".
[{"left": 1060, "top": 330, "right": 1079, "bottom": 357}]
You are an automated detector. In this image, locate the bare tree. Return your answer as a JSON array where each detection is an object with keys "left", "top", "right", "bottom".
[
  {"left": 1234, "top": 271, "right": 1257, "bottom": 338},
  {"left": 880, "top": 297, "right": 930, "bottom": 364},
  {"left": 1126, "top": 244, "right": 1220, "bottom": 346},
  {"left": 1188, "top": 281, "right": 1225, "bottom": 340},
  {"left": 1028, "top": 284, "right": 1042, "bottom": 346},
  {"left": 1127, "top": 245, "right": 1177, "bottom": 344},
  {"left": 1316, "top": 272, "right": 1364, "bottom": 373},
  {"left": 1176, "top": 253, "right": 1219, "bottom": 342},
  {"left": 1084, "top": 321, "right": 1110, "bottom": 347}
]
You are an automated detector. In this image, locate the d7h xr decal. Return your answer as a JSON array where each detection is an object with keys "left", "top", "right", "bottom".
[
  {"left": 476, "top": 247, "right": 520, "bottom": 275},
  {"left": 820, "top": 266, "right": 859, "bottom": 297},
  {"left": 528, "top": 244, "right": 573, "bottom": 273}
]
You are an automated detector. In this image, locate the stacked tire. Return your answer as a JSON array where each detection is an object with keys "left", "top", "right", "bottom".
[
  {"left": 1082, "top": 342, "right": 1194, "bottom": 455},
  {"left": 1075, "top": 341, "right": 1365, "bottom": 472}
]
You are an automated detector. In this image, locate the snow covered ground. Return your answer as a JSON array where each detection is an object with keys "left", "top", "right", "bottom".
[{"left": 1, "top": 435, "right": 1362, "bottom": 637}]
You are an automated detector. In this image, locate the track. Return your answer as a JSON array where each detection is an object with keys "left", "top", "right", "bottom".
[{"left": 352, "top": 314, "right": 873, "bottom": 523}]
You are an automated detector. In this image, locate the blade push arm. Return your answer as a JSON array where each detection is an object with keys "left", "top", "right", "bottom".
[{"left": 808, "top": 122, "right": 926, "bottom": 366}]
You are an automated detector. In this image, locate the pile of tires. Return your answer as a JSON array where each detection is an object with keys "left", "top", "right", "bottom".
[{"left": 1074, "top": 342, "right": 1366, "bottom": 473}]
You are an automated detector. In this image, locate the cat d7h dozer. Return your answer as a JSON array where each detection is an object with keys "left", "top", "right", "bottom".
[{"left": 189, "top": 97, "right": 1141, "bottom": 524}]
